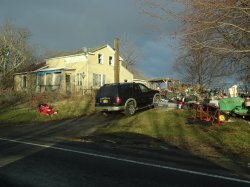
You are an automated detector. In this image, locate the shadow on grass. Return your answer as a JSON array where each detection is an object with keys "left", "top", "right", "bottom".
[
  {"left": 1, "top": 104, "right": 249, "bottom": 178},
  {"left": 96, "top": 110, "right": 250, "bottom": 170},
  {"left": 185, "top": 115, "right": 250, "bottom": 175},
  {"left": 85, "top": 131, "right": 232, "bottom": 170}
]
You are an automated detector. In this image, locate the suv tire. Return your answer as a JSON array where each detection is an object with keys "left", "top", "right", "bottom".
[
  {"left": 125, "top": 101, "right": 136, "bottom": 116},
  {"left": 153, "top": 94, "right": 161, "bottom": 103}
]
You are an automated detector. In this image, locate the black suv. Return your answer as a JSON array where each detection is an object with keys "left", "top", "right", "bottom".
[{"left": 95, "top": 82, "right": 161, "bottom": 115}]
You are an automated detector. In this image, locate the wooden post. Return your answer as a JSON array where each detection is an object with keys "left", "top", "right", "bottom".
[{"left": 114, "top": 38, "right": 120, "bottom": 83}]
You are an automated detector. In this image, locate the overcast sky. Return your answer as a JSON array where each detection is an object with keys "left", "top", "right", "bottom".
[{"left": 0, "top": 0, "right": 180, "bottom": 78}]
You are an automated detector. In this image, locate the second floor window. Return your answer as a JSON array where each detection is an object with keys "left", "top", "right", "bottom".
[
  {"left": 109, "top": 56, "right": 113, "bottom": 65},
  {"left": 98, "top": 54, "right": 103, "bottom": 64}
]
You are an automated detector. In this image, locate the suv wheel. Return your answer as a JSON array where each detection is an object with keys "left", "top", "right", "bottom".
[
  {"left": 152, "top": 94, "right": 161, "bottom": 108},
  {"left": 153, "top": 94, "right": 161, "bottom": 103},
  {"left": 125, "top": 101, "right": 136, "bottom": 116}
]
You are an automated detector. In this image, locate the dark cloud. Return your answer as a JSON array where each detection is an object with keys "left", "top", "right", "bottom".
[{"left": 0, "top": 0, "right": 180, "bottom": 78}]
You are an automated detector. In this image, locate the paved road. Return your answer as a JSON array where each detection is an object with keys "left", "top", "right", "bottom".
[{"left": 0, "top": 114, "right": 249, "bottom": 187}]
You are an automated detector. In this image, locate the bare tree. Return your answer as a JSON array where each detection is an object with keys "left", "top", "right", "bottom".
[
  {"left": 120, "top": 36, "right": 139, "bottom": 71},
  {"left": 0, "top": 21, "right": 34, "bottom": 88},
  {"left": 178, "top": 0, "right": 250, "bottom": 88},
  {"left": 139, "top": 0, "right": 250, "bottom": 87},
  {"left": 178, "top": 0, "right": 249, "bottom": 53},
  {"left": 174, "top": 49, "right": 227, "bottom": 88},
  {"left": 176, "top": 31, "right": 231, "bottom": 87}
]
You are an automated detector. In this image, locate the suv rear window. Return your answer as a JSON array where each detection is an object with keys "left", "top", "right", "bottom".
[{"left": 97, "top": 85, "right": 118, "bottom": 97}]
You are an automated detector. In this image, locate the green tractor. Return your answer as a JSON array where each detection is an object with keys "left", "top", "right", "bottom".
[{"left": 219, "top": 97, "right": 250, "bottom": 118}]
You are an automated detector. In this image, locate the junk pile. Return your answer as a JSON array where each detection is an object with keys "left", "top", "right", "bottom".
[
  {"left": 193, "top": 85, "right": 250, "bottom": 125},
  {"left": 152, "top": 79, "right": 249, "bottom": 124},
  {"left": 38, "top": 103, "right": 57, "bottom": 115},
  {"left": 149, "top": 78, "right": 199, "bottom": 110},
  {"left": 207, "top": 85, "right": 250, "bottom": 118},
  {"left": 231, "top": 97, "right": 250, "bottom": 117},
  {"left": 154, "top": 99, "right": 178, "bottom": 110},
  {"left": 32, "top": 97, "right": 57, "bottom": 116}
]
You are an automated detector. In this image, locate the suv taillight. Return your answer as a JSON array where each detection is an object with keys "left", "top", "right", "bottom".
[{"left": 116, "top": 96, "right": 122, "bottom": 104}]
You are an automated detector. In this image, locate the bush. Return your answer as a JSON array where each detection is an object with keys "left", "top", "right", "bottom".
[{"left": 0, "top": 89, "right": 26, "bottom": 109}]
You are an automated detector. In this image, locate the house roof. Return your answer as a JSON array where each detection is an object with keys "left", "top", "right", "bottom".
[
  {"left": 45, "top": 50, "right": 86, "bottom": 59},
  {"left": 15, "top": 62, "right": 47, "bottom": 74},
  {"left": 46, "top": 44, "right": 110, "bottom": 59},
  {"left": 34, "top": 67, "right": 75, "bottom": 72},
  {"left": 132, "top": 69, "right": 147, "bottom": 80},
  {"left": 88, "top": 45, "right": 109, "bottom": 53}
]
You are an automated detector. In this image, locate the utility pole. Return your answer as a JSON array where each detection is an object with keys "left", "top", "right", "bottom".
[{"left": 114, "top": 38, "right": 120, "bottom": 83}]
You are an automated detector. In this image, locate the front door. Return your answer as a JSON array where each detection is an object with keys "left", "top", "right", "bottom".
[{"left": 66, "top": 74, "right": 71, "bottom": 94}]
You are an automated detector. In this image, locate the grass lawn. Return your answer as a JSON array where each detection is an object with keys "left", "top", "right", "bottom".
[
  {"left": 0, "top": 95, "right": 96, "bottom": 124},
  {"left": 95, "top": 109, "right": 250, "bottom": 174},
  {"left": 1, "top": 92, "right": 249, "bottom": 175}
]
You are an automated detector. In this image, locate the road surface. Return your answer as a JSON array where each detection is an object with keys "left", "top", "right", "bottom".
[{"left": 0, "top": 114, "right": 249, "bottom": 186}]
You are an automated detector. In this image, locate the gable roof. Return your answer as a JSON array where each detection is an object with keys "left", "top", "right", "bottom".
[
  {"left": 16, "top": 62, "right": 47, "bottom": 74},
  {"left": 46, "top": 44, "right": 112, "bottom": 59},
  {"left": 88, "top": 45, "right": 109, "bottom": 53},
  {"left": 45, "top": 49, "right": 86, "bottom": 59},
  {"left": 131, "top": 69, "right": 147, "bottom": 80}
]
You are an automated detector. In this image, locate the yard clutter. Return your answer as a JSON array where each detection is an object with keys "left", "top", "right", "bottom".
[
  {"left": 151, "top": 78, "right": 249, "bottom": 124},
  {"left": 38, "top": 103, "right": 57, "bottom": 115},
  {"left": 154, "top": 99, "right": 179, "bottom": 110},
  {"left": 32, "top": 97, "right": 57, "bottom": 116},
  {"left": 194, "top": 103, "right": 227, "bottom": 126}
]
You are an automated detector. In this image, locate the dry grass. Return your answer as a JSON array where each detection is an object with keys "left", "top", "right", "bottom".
[
  {"left": 95, "top": 109, "right": 250, "bottom": 174},
  {"left": 0, "top": 92, "right": 96, "bottom": 124}
]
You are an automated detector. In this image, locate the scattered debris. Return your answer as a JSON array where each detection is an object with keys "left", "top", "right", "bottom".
[
  {"left": 160, "top": 145, "right": 169, "bottom": 150},
  {"left": 32, "top": 97, "right": 57, "bottom": 116},
  {"left": 38, "top": 103, "right": 57, "bottom": 115}
]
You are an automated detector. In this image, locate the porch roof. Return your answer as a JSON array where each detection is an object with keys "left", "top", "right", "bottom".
[
  {"left": 148, "top": 77, "right": 175, "bottom": 83},
  {"left": 34, "top": 67, "right": 75, "bottom": 75}
]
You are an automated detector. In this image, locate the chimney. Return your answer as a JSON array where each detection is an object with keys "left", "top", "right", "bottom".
[{"left": 114, "top": 38, "right": 120, "bottom": 83}]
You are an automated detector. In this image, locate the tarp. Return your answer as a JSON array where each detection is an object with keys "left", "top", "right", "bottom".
[{"left": 36, "top": 70, "right": 60, "bottom": 75}]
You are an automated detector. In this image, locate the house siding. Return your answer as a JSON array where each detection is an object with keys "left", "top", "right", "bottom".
[{"left": 14, "top": 45, "right": 134, "bottom": 94}]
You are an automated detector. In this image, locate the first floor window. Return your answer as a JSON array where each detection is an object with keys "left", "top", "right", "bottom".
[
  {"left": 93, "top": 73, "right": 105, "bottom": 87},
  {"left": 22, "top": 75, "right": 27, "bottom": 88},
  {"left": 37, "top": 72, "right": 61, "bottom": 86},
  {"left": 54, "top": 72, "right": 61, "bottom": 85},
  {"left": 103, "top": 74, "right": 106, "bottom": 85},
  {"left": 77, "top": 73, "right": 84, "bottom": 86},
  {"left": 37, "top": 75, "right": 44, "bottom": 85},
  {"left": 46, "top": 73, "right": 53, "bottom": 85}
]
